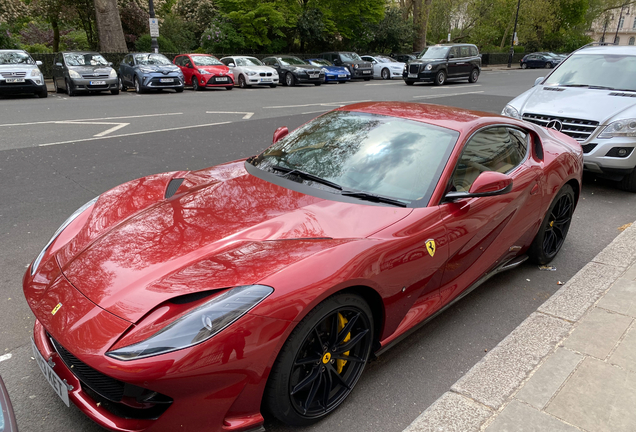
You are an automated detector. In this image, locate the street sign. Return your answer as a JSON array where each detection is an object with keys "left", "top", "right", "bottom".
[{"left": 149, "top": 18, "right": 159, "bottom": 38}]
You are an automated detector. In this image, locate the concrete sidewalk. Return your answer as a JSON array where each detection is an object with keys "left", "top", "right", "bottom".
[{"left": 404, "top": 222, "right": 636, "bottom": 432}]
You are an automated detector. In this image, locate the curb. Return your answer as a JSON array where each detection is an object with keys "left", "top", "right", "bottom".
[{"left": 403, "top": 221, "right": 636, "bottom": 432}]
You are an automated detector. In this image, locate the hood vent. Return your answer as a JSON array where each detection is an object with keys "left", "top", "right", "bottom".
[
  {"left": 165, "top": 178, "right": 184, "bottom": 199},
  {"left": 609, "top": 92, "right": 636, "bottom": 98},
  {"left": 543, "top": 87, "right": 565, "bottom": 92}
]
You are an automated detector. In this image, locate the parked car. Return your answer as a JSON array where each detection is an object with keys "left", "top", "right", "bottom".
[
  {"left": 24, "top": 101, "right": 581, "bottom": 432},
  {"left": 119, "top": 53, "right": 184, "bottom": 94},
  {"left": 394, "top": 53, "right": 417, "bottom": 63},
  {"left": 361, "top": 55, "right": 405, "bottom": 79},
  {"left": 174, "top": 54, "right": 233, "bottom": 91},
  {"left": 504, "top": 44, "right": 636, "bottom": 191},
  {"left": 219, "top": 56, "right": 277, "bottom": 88},
  {"left": 306, "top": 58, "right": 351, "bottom": 83},
  {"left": 0, "top": 49, "right": 47, "bottom": 98},
  {"left": 0, "top": 375, "right": 18, "bottom": 432},
  {"left": 403, "top": 44, "right": 481, "bottom": 86},
  {"left": 52, "top": 51, "right": 118, "bottom": 96},
  {"left": 262, "top": 56, "right": 324, "bottom": 86},
  {"left": 318, "top": 52, "right": 373, "bottom": 80},
  {"left": 519, "top": 52, "right": 563, "bottom": 69}
]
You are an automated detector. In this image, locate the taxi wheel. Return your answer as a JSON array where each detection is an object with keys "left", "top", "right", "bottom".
[
  {"left": 468, "top": 68, "right": 479, "bottom": 83},
  {"left": 434, "top": 70, "right": 446, "bottom": 86},
  {"left": 265, "top": 293, "right": 373, "bottom": 427},
  {"left": 528, "top": 185, "right": 574, "bottom": 265}
]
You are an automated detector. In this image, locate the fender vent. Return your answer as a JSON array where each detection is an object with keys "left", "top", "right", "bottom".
[
  {"left": 609, "top": 92, "right": 636, "bottom": 98},
  {"left": 543, "top": 87, "right": 565, "bottom": 92},
  {"left": 165, "top": 178, "right": 184, "bottom": 199}
]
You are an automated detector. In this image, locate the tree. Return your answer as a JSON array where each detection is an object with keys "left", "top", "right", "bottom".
[{"left": 94, "top": 0, "right": 128, "bottom": 51}]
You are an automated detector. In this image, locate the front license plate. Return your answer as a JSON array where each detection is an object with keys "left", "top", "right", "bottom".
[
  {"left": 216, "top": 77, "right": 228, "bottom": 82},
  {"left": 363, "top": 70, "right": 371, "bottom": 74},
  {"left": 5, "top": 78, "right": 25, "bottom": 83},
  {"left": 31, "top": 338, "right": 70, "bottom": 407},
  {"left": 160, "top": 78, "right": 173, "bottom": 83},
  {"left": 89, "top": 80, "right": 106, "bottom": 85},
  {"left": 261, "top": 78, "right": 271, "bottom": 82},
  {"left": 408, "top": 73, "right": 417, "bottom": 78},
  {"left": 338, "top": 74, "right": 347, "bottom": 78}
]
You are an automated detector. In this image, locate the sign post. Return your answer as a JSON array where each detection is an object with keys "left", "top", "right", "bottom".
[{"left": 148, "top": 0, "right": 159, "bottom": 53}]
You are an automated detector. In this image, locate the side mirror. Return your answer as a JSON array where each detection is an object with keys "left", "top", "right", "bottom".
[
  {"left": 108, "top": 62, "right": 113, "bottom": 66},
  {"left": 228, "top": 63, "right": 235, "bottom": 67},
  {"left": 444, "top": 171, "right": 513, "bottom": 201},
  {"left": 187, "top": 63, "right": 194, "bottom": 69},
  {"left": 273, "top": 126, "right": 289, "bottom": 144},
  {"left": 36, "top": 60, "right": 42, "bottom": 66},
  {"left": 534, "top": 77, "right": 544, "bottom": 87},
  {"left": 55, "top": 62, "right": 62, "bottom": 67}
]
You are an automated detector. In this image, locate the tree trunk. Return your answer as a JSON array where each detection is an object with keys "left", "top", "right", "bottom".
[
  {"left": 421, "top": 0, "right": 431, "bottom": 48},
  {"left": 94, "top": 0, "right": 128, "bottom": 52},
  {"left": 412, "top": 0, "right": 421, "bottom": 51},
  {"left": 52, "top": 18, "right": 60, "bottom": 52}
]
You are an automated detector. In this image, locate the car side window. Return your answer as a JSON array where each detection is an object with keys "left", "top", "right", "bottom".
[
  {"left": 174, "top": 56, "right": 181, "bottom": 66},
  {"left": 470, "top": 46, "right": 478, "bottom": 56},
  {"left": 460, "top": 46, "right": 470, "bottom": 58},
  {"left": 450, "top": 47, "right": 460, "bottom": 58},
  {"left": 451, "top": 127, "right": 528, "bottom": 192}
]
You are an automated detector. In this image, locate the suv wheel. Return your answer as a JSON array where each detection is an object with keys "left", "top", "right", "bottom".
[
  {"left": 618, "top": 169, "right": 636, "bottom": 192},
  {"left": 434, "top": 70, "right": 446, "bottom": 86}
]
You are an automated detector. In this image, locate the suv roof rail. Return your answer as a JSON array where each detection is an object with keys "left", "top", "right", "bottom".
[{"left": 577, "top": 41, "right": 618, "bottom": 51}]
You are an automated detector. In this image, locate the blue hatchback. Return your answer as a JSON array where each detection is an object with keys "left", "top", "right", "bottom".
[{"left": 307, "top": 59, "right": 350, "bottom": 83}]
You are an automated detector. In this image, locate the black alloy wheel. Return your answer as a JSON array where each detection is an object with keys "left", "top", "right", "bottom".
[
  {"left": 265, "top": 293, "right": 373, "bottom": 427},
  {"left": 192, "top": 77, "right": 199, "bottom": 91},
  {"left": 285, "top": 72, "right": 296, "bottom": 87},
  {"left": 434, "top": 70, "right": 446, "bottom": 86},
  {"left": 521, "top": 63, "right": 528, "bottom": 69},
  {"left": 528, "top": 184, "right": 575, "bottom": 264},
  {"left": 468, "top": 68, "right": 479, "bottom": 83},
  {"left": 381, "top": 68, "right": 390, "bottom": 80}
]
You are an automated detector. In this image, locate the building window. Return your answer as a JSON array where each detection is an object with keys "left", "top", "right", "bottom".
[
  {"left": 615, "top": 36, "right": 621, "bottom": 44},
  {"left": 619, "top": 16, "right": 625, "bottom": 29},
  {"left": 630, "top": 37, "right": 635, "bottom": 45},
  {"left": 633, "top": 17, "right": 636, "bottom": 28}
]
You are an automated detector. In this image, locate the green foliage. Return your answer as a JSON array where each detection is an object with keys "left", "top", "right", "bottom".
[
  {"left": 61, "top": 29, "right": 90, "bottom": 50},
  {"left": 23, "top": 43, "right": 53, "bottom": 53},
  {"left": 0, "top": 23, "right": 21, "bottom": 49},
  {"left": 367, "top": 7, "right": 413, "bottom": 54},
  {"left": 200, "top": 18, "right": 245, "bottom": 52},
  {"left": 135, "top": 34, "right": 179, "bottom": 52},
  {"left": 216, "top": 0, "right": 288, "bottom": 51},
  {"left": 160, "top": 13, "right": 197, "bottom": 52}
]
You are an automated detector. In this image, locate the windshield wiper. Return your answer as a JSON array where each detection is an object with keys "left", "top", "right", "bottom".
[
  {"left": 340, "top": 191, "right": 408, "bottom": 207},
  {"left": 271, "top": 166, "right": 343, "bottom": 190}
]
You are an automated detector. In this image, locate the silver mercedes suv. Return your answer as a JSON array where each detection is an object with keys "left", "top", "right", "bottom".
[
  {"left": 0, "top": 49, "right": 47, "bottom": 98},
  {"left": 503, "top": 44, "right": 636, "bottom": 192}
]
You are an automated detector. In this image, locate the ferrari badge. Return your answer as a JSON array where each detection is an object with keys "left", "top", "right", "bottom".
[
  {"left": 51, "top": 303, "right": 63, "bottom": 315},
  {"left": 425, "top": 239, "right": 436, "bottom": 257}
]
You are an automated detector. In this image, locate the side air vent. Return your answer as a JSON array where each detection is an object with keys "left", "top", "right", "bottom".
[
  {"left": 609, "top": 92, "right": 636, "bottom": 98},
  {"left": 165, "top": 178, "right": 184, "bottom": 199}
]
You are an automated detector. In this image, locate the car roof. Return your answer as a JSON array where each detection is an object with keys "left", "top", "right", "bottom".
[
  {"left": 576, "top": 45, "right": 636, "bottom": 55},
  {"left": 0, "top": 49, "right": 28, "bottom": 53},
  {"left": 61, "top": 51, "right": 101, "bottom": 55}
]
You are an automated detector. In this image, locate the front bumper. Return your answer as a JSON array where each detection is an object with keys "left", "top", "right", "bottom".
[
  {"left": 324, "top": 73, "right": 350, "bottom": 82},
  {"left": 293, "top": 73, "right": 324, "bottom": 83},
  {"left": 351, "top": 68, "right": 373, "bottom": 79},
  {"left": 580, "top": 137, "right": 636, "bottom": 177},
  {"left": 0, "top": 79, "right": 46, "bottom": 95},
  {"left": 403, "top": 70, "right": 436, "bottom": 82},
  {"left": 140, "top": 75, "right": 184, "bottom": 90},
  {"left": 197, "top": 75, "right": 234, "bottom": 87},
  {"left": 69, "top": 77, "right": 119, "bottom": 92},
  {"left": 244, "top": 75, "right": 278, "bottom": 86}
]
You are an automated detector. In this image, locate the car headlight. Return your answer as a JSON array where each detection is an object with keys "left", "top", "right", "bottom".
[
  {"left": 598, "top": 119, "right": 636, "bottom": 138},
  {"left": 68, "top": 69, "right": 81, "bottom": 79},
  {"left": 246, "top": 71, "right": 257, "bottom": 76},
  {"left": 198, "top": 68, "right": 212, "bottom": 74},
  {"left": 31, "top": 69, "right": 42, "bottom": 77},
  {"left": 109, "top": 69, "right": 117, "bottom": 78},
  {"left": 31, "top": 197, "right": 98, "bottom": 276},
  {"left": 139, "top": 67, "right": 154, "bottom": 73},
  {"left": 321, "top": 68, "right": 328, "bottom": 73},
  {"left": 425, "top": 64, "right": 433, "bottom": 71},
  {"left": 106, "top": 285, "right": 273, "bottom": 361},
  {"left": 502, "top": 104, "right": 521, "bottom": 119}
]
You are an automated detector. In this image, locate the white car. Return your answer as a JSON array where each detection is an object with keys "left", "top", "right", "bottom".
[
  {"left": 361, "top": 55, "right": 405, "bottom": 80},
  {"left": 503, "top": 44, "right": 636, "bottom": 192},
  {"left": 220, "top": 56, "right": 279, "bottom": 88},
  {"left": 0, "top": 49, "right": 47, "bottom": 98}
]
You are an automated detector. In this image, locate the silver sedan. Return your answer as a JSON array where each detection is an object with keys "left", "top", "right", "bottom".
[{"left": 361, "top": 55, "right": 405, "bottom": 80}]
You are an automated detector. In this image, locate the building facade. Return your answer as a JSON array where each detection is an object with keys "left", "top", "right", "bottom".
[{"left": 588, "top": 6, "right": 636, "bottom": 46}]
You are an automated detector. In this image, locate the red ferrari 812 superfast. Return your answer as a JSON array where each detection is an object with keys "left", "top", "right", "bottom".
[{"left": 24, "top": 102, "right": 583, "bottom": 432}]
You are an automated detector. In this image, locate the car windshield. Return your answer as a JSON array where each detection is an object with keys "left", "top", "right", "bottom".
[
  {"left": 279, "top": 57, "right": 306, "bottom": 66},
  {"left": 419, "top": 46, "right": 449, "bottom": 59},
  {"left": 236, "top": 57, "right": 263, "bottom": 66},
  {"left": 134, "top": 54, "right": 171, "bottom": 65},
  {"left": 543, "top": 53, "right": 636, "bottom": 91},
  {"left": 249, "top": 110, "right": 458, "bottom": 203},
  {"left": 341, "top": 52, "right": 362, "bottom": 61},
  {"left": 309, "top": 59, "right": 332, "bottom": 66},
  {"left": 191, "top": 55, "right": 223, "bottom": 66},
  {"left": 64, "top": 53, "right": 108, "bottom": 66},
  {"left": 0, "top": 51, "right": 34, "bottom": 65}
]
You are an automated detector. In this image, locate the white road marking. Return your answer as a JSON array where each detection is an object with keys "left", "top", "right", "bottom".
[
  {"left": 364, "top": 82, "right": 405, "bottom": 86},
  {"left": 431, "top": 84, "right": 481, "bottom": 90},
  {"left": 0, "top": 112, "right": 183, "bottom": 127},
  {"left": 264, "top": 100, "right": 371, "bottom": 109},
  {"left": 0, "top": 353, "right": 12, "bottom": 362},
  {"left": 38, "top": 121, "right": 232, "bottom": 147},
  {"left": 53, "top": 121, "right": 130, "bottom": 137},
  {"left": 206, "top": 111, "right": 254, "bottom": 119},
  {"left": 413, "top": 91, "right": 485, "bottom": 99}
]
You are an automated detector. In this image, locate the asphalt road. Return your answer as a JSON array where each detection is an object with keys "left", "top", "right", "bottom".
[{"left": 1, "top": 69, "right": 635, "bottom": 432}]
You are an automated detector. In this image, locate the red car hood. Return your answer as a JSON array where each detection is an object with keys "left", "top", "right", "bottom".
[
  {"left": 198, "top": 65, "right": 229, "bottom": 74},
  {"left": 59, "top": 162, "right": 411, "bottom": 322}
]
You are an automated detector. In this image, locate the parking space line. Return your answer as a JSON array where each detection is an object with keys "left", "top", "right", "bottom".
[
  {"left": 264, "top": 100, "right": 371, "bottom": 109},
  {"left": 206, "top": 111, "right": 254, "bottom": 119},
  {"left": 38, "top": 121, "right": 232, "bottom": 147},
  {"left": 0, "top": 353, "right": 11, "bottom": 362},
  {"left": 413, "top": 91, "right": 484, "bottom": 99},
  {"left": 53, "top": 121, "right": 130, "bottom": 137},
  {"left": 365, "top": 82, "right": 404, "bottom": 86},
  {"left": 0, "top": 112, "right": 183, "bottom": 127},
  {"left": 431, "top": 84, "right": 481, "bottom": 90}
]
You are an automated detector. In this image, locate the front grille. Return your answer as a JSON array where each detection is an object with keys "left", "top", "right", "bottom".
[
  {"left": 522, "top": 113, "right": 599, "bottom": 142},
  {"left": 50, "top": 336, "right": 125, "bottom": 402},
  {"left": 1, "top": 71, "right": 27, "bottom": 78},
  {"left": 259, "top": 72, "right": 272, "bottom": 77},
  {"left": 149, "top": 77, "right": 180, "bottom": 86},
  {"left": 307, "top": 72, "right": 320, "bottom": 78},
  {"left": 208, "top": 76, "right": 232, "bottom": 84},
  {"left": 409, "top": 64, "right": 420, "bottom": 74},
  {"left": 82, "top": 73, "right": 109, "bottom": 79},
  {"left": 581, "top": 143, "right": 597, "bottom": 153}
]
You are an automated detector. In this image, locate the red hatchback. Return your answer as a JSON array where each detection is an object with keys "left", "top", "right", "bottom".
[
  {"left": 174, "top": 53, "right": 234, "bottom": 90},
  {"left": 24, "top": 102, "right": 582, "bottom": 432}
]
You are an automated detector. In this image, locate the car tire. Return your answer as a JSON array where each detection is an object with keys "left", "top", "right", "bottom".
[
  {"left": 314, "top": 82, "right": 321, "bottom": 86},
  {"left": 434, "top": 70, "right": 446, "bottom": 86},
  {"left": 381, "top": 68, "right": 390, "bottom": 80},
  {"left": 545, "top": 62, "right": 553, "bottom": 69},
  {"left": 617, "top": 169, "right": 636, "bottom": 192},
  {"left": 405, "top": 80, "right": 414, "bottom": 86},
  {"left": 528, "top": 184, "right": 575, "bottom": 265},
  {"left": 238, "top": 75, "right": 248, "bottom": 88},
  {"left": 225, "top": 86, "right": 233, "bottom": 90},
  {"left": 285, "top": 73, "right": 296, "bottom": 87},
  {"left": 192, "top": 78, "right": 199, "bottom": 91},
  {"left": 53, "top": 78, "right": 62, "bottom": 93},
  {"left": 135, "top": 76, "right": 145, "bottom": 94},
  {"left": 65, "top": 79, "right": 74, "bottom": 97},
  {"left": 364, "top": 77, "right": 371, "bottom": 81},
  {"left": 265, "top": 292, "right": 373, "bottom": 427},
  {"left": 110, "top": 87, "right": 119, "bottom": 95},
  {"left": 38, "top": 87, "right": 48, "bottom": 98},
  {"left": 521, "top": 63, "right": 527, "bottom": 69},
  {"left": 270, "top": 84, "right": 277, "bottom": 88},
  {"left": 119, "top": 78, "right": 127, "bottom": 92},
  {"left": 468, "top": 68, "right": 479, "bottom": 83}
]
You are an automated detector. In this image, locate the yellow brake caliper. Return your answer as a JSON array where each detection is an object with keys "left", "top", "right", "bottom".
[{"left": 336, "top": 313, "right": 351, "bottom": 374}]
